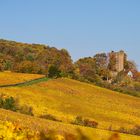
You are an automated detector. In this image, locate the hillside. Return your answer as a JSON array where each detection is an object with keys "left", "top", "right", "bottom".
[
  {"left": 0, "top": 72, "right": 139, "bottom": 139},
  {"left": 0, "top": 109, "right": 139, "bottom": 140},
  {"left": 5, "top": 78, "right": 140, "bottom": 129},
  {"left": 0, "top": 39, "right": 140, "bottom": 100},
  {"left": 0, "top": 71, "right": 44, "bottom": 86}
]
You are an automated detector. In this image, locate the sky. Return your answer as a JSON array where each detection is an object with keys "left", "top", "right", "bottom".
[{"left": 0, "top": 0, "right": 140, "bottom": 70}]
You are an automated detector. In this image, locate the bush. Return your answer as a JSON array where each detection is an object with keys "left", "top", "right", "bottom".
[
  {"left": 73, "top": 116, "right": 84, "bottom": 126},
  {"left": 0, "top": 94, "right": 34, "bottom": 116},
  {"left": 72, "top": 116, "right": 98, "bottom": 128},
  {"left": 0, "top": 95, "right": 17, "bottom": 111},
  {"left": 118, "top": 127, "right": 128, "bottom": 134},
  {"left": 116, "top": 125, "right": 140, "bottom": 136},
  {"left": 48, "top": 65, "right": 61, "bottom": 78},
  {"left": 3, "top": 97, "right": 17, "bottom": 111},
  {"left": 83, "top": 119, "right": 98, "bottom": 128},
  {"left": 130, "top": 125, "right": 140, "bottom": 136}
]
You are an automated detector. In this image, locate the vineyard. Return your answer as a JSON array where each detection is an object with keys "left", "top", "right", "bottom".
[
  {"left": 0, "top": 72, "right": 139, "bottom": 139},
  {"left": 0, "top": 71, "right": 45, "bottom": 86}
]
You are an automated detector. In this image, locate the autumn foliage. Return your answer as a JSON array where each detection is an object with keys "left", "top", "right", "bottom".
[{"left": 0, "top": 39, "right": 74, "bottom": 76}]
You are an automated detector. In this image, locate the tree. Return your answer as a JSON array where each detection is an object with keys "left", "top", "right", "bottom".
[
  {"left": 94, "top": 53, "right": 110, "bottom": 80},
  {"left": 108, "top": 52, "right": 116, "bottom": 71},
  {"left": 59, "top": 49, "right": 74, "bottom": 76},
  {"left": 135, "top": 72, "right": 140, "bottom": 82},
  {"left": 124, "top": 60, "right": 137, "bottom": 71},
  {"left": 75, "top": 57, "right": 102, "bottom": 83},
  {"left": 15, "top": 61, "right": 42, "bottom": 74},
  {"left": 94, "top": 53, "right": 107, "bottom": 69},
  {"left": 48, "top": 65, "right": 61, "bottom": 78},
  {"left": 0, "top": 39, "right": 74, "bottom": 77}
]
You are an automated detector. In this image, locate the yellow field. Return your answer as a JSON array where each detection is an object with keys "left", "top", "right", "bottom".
[
  {"left": 0, "top": 71, "right": 45, "bottom": 86},
  {"left": 0, "top": 73, "right": 140, "bottom": 139},
  {"left": 2, "top": 78, "right": 140, "bottom": 129},
  {"left": 0, "top": 109, "right": 139, "bottom": 140}
]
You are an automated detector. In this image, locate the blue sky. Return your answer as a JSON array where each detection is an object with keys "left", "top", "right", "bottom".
[{"left": 0, "top": 0, "right": 140, "bottom": 69}]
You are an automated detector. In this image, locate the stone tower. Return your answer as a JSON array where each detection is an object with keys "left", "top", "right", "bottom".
[
  {"left": 115, "top": 50, "right": 125, "bottom": 72},
  {"left": 109, "top": 50, "right": 125, "bottom": 73}
]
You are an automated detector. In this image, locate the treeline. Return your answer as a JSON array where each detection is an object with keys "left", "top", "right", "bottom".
[
  {"left": 74, "top": 54, "right": 140, "bottom": 97},
  {"left": 74, "top": 53, "right": 139, "bottom": 82},
  {"left": 0, "top": 39, "right": 140, "bottom": 96},
  {"left": 0, "top": 39, "right": 74, "bottom": 77}
]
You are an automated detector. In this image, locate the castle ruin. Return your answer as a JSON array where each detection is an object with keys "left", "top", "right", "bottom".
[
  {"left": 115, "top": 50, "right": 125, "bottom": 72},
  {"left": 109, "top": 50, "right": 125, "bottom": 72}
]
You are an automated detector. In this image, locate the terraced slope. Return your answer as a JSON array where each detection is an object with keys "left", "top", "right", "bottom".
[{"left": 0, "top": 78, "right": 140, "bottom": 132}]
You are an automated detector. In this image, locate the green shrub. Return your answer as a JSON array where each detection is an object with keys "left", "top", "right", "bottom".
[
  {"left": 0, "top": 95, "right": 17, "bottom": 111},
  {"left": 3, "top": 97, "right": 17, "bottom": 111},
  {"left": 48, "top": 65, "right": 61, "bottom": 78},
  {"left": 0, "top": 94, "right": 34, "bottom": 116}
]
